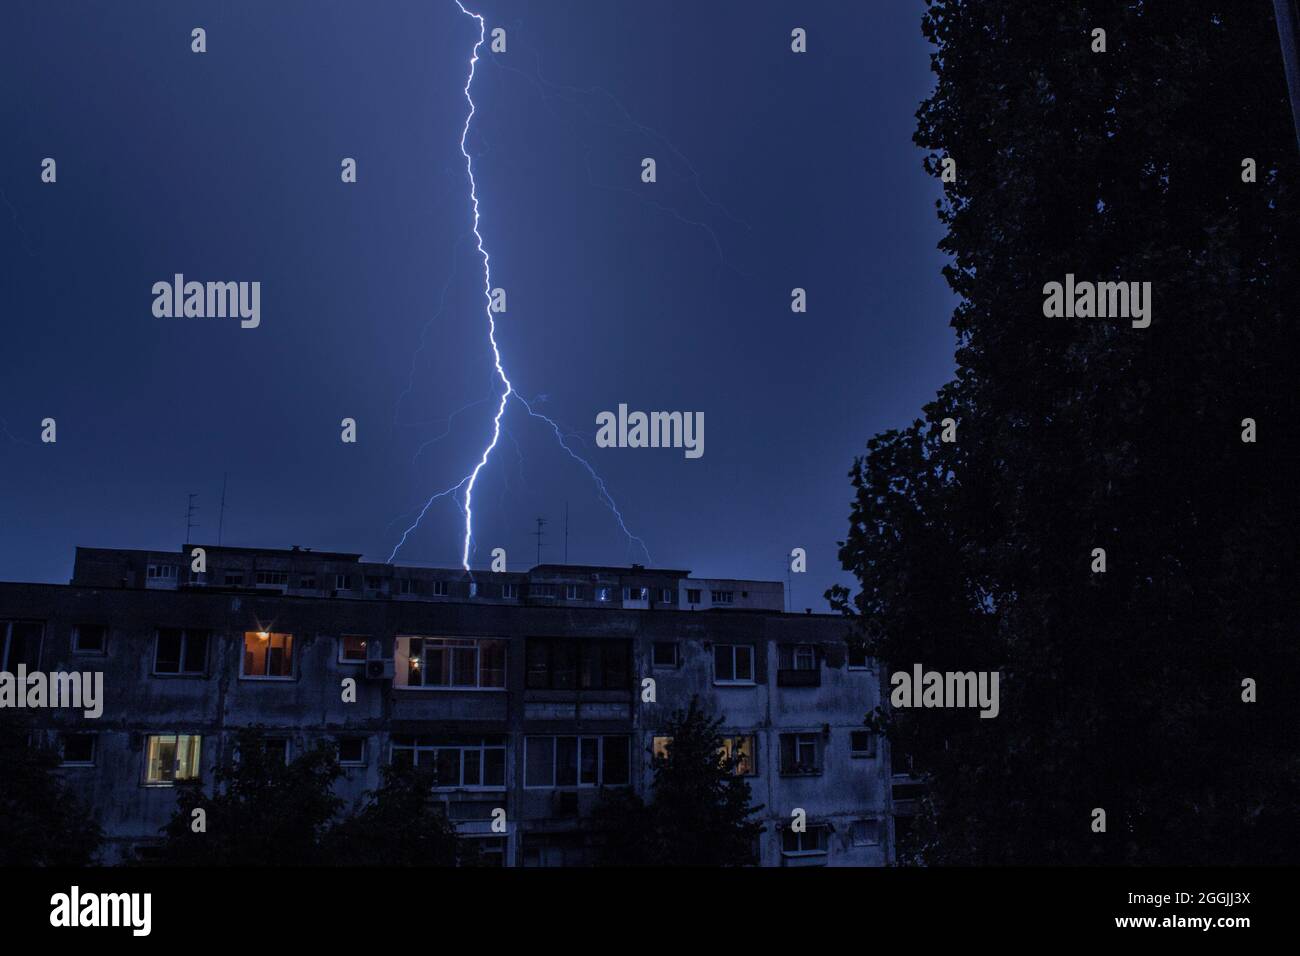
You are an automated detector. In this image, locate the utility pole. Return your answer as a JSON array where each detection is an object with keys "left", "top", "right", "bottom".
[
  {"left": 1275, "top": 0, "right": 1300, "bottom": 149},
  {"left": 217, "top": 473, "right": 228, "bottom": 545},
  {"left": 532, "top": 516, "right": 547, "bottom": 566},
  {"left": 185, "top": 493, "right": 200, "bottom": 545}
]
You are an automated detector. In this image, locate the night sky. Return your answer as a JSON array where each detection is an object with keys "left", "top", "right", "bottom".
[{"left": 0, "top": 1, "right": 954, "bottom": 610}]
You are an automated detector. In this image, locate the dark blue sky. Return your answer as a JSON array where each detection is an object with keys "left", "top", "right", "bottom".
[{"left": 0, "top": 1, "right": 954, "bottom": 610}]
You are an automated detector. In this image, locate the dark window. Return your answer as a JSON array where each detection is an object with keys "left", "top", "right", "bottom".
[
  {"left": 602, "top": 736, "right": 630, "bottom": 785},
  {"left": 848, "top": 645, "right": 870, "bottom": 668},
  {"left": 780, "top": 733, "right": 821, "bottom": 774},
  {"left": 339, "top": 636, "right": 368, "bottom": 662},
  {"left": 851, "top": 731, "right": 876, "bottom": 757},
  {"left": 651, "top": 641, "right": 678, "bottom": 668},
  {"left": 262, "top": 738, "right": 289, "bottom": 764},
  {"left": 714, "top": 644, "right": 755, "bottom": 683},
  {"left": 1, "top": 621, "right": 42, "bottom": 671},
  {"left": 74, "top": 625, "right": 106, "bottom": 653},
  {"left": 686, "top": 589, "right": 701, "bottom": 604},
  {"left": 338, "top": 737, "right": 366, "bottom": 765},
  {"left": 153, "top": 629, "right": 208, "bottom": 675},
  {"left": 223, "top": 572, "right": 244, "bottom": 586},
  {"left": 527, "top": 639, "right": 629, "bottom": 690},
  {"left": 61, "top": 733, "right": 96, "bottom": 765},
  {"left": 782, "top": 824, "right": 829, "bottom": 854}
]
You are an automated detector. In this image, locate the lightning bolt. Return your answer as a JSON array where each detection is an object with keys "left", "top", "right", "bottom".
[{"left": 389, "top": 2, "right": 650, "bottom": 570}]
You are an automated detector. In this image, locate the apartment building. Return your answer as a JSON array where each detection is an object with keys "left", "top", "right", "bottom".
[{"left": 0, "top": 544, "right": 894, "bottom": 866}]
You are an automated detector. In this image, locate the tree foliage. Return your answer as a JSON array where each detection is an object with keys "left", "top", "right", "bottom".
[
  {"left": 831, "top": 0, "right": 1299, "bottom": 864},
  {"left": 594, "top": 698, "right": 762, "bottom": 865},
  {"left": 0, "top": 716, "right": 103, "bottom": 866}
]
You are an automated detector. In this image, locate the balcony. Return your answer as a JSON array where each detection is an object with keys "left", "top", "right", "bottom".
[{"left": 777, "top": 668, "right": 821, "bottom": 688}]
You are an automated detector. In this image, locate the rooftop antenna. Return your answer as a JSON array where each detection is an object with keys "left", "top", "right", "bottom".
[
  {"left": 532, "top": 516, "right": 547, "bottom": 566},
  {"left": 185, "top": 493, "right": 200, "bottom": 546},
  {"left": 217, "top": 472, "right": 228, "bottom": 545}
]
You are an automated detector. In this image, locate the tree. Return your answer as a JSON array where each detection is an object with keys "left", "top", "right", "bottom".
[
  {"left": 323, "top": 761, "right": 466, "bottom": 866},
  {"left": 594, "top": 698, "right": 762, "bottom": 865},
  {"left": 0, "top": 715, "right": 103, "bottom": 865},
  {"left": 156, "top": 728, "right": 343, "bottom": 865},
  {"left": 831, "top": 0, "right": 1299, "bottom": 864}
]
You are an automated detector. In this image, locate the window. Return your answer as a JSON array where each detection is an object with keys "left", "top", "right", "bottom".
[
  {"left": 73, "top": 624, "right": 107, "bottom": 654},
  {"left": 651, "top": 641, "right": 679, "bottom": 668},
  {"left": 530, "top": 584, "right": 556, "bottom": 599},
  {"left": 335, "top": 574, "right": 352, "bottom": 591},
  {"left": 1, "top": 621, "right": 42, "bottom": 671},
  {"left": 848, "top": 646, "right": 870, "bottom": 669},
  {"left": 524, "top": 736, "right": 629, "bottom": 788},
  {"left": 525, "top": 638, "right": 630, "bottom": 690},
  {"left": 144, "top": 734, "right": 202, "bottom": 785},
  {"left": 147, "top": 564, "right": 177, "bottom": 581},
  {"left": 720, "top": 735, "right": 757, "bottom": 776},
  {"left": 622, "top": 586, "right": 648, "bottom": 602},
  {"left": 153, "top": 629, "right": 208, "bottom": 676},
  {"left": 400, "top": 637, "right": 507, "bottom": 689},
  {"left": 261, "top": 737, "right": 290, "bottom": 764},
  {"left": 652, "top": 734, "right": 754, "bottom": 776},
  {"left": 686, "top": 589, "right": 701, "bottom": 605},
  {"left": 850, "top": 819, "right": 882, "bottom": 847},
  {"left": 502, "top": 583, "right": 518, "bottom": 599},
  {"left": 339, "top": 635, "right": 368, "bottom": 663},
  {"left": 658, "top": 588, "right": 674, "bottom": 604},
  {"left": 60, "top": 733, "right": 96, "bottom": 766},
  {"left": 242, "top": 631, "right": 294, "bottom": 679},
  {"left": 432, "top": 580, "right": 449, "bottom": 597},
  {"left": 711, "top": 590, "right": 734, "bottom": 604},
  {"left": 594, "top": 586, "right": 612, "bottom": 602},
  {"left": 466, "top": 837, "right": 506, "bottom": 867},
  {"left": 781, "top": 824, "right": 829, "bottom": 856},
  {"left": 714, "top": 644, "right": 755, "bottom": 684},
  {"left": 779, "top": 733, "right": 822, "bottom": 775},
  {"left": 565, "top": 584, "right": 582, "bottom": 601},
  {"left": 365, "top": 576, "right": 383, "bottom": 592},
  {"left": 850, "top": 730, "right": 877, "bottom": 758},
  {"left": 391, "top": 736, "right": 506, "bottom": 789},
  {"left": 779, "top": 644, "right": 817, "bottom": 670},
  {"left": 398, "top": 577, "right": 414, "bottom": 595},
  {"left": 337, "top": 736, "right": 366, "bottom": 766},
  {"left": 223, "top": 572, "right": 244, "bottom": 586},
  {"left": 298, "top": 575, "right": 317, "bottom": 590},
  {"left": 255, "top": 570, "right": 287, "bottom": 586}
]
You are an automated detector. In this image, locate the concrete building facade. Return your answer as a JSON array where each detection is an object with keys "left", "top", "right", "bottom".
[{"left": 0, "top": 544, "right": 894, "bottom": 866}]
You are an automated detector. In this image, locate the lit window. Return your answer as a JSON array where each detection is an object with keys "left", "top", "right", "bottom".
[
  {"left": 144, "top": 734, "right": 202, "bottom": 785},
  {"left": 524, "top": 736, "right": 629, "bottom": 788},
  {"left": 719, "top": 735, "right": 757, "bottom": 776},
  {"left": 73, "top": 624, "right": 107, "bottom": 654},
  {"left": 652, "top": 736, "right": 672, "bottom": 764},
  {"left": 594, "top": 587, "right": 612, "bottom": 602},
  {"left": 651, "top": 641, "right": 678, "bottom": 668},
  {"left": 779, "top": 733, "right": 821, "bottom": 775},
  {"left": 153, "top": 629, "right": 208, "bottom": 676},
  {"left": 714, "top": 644, "right": 755, "bottom": 684},
  {"left": 60, "top": 733, "right": 96, "bottom": 766},
  {"left": 242, "top": 631, "right": 294, "bottom": 679},
  {"left": 399, "top": 637, "right": 506, "bottom": 689},
  {"left": 710, "top": 590, "right": 734, "bottom": 604},
  {"left": 391, "top": 736, "right": 506, "bottom": 788},
  {"left": 850, "top": 730, "right": 877, "bottom": 758},
  {"left": 338, "top": 736, "right": 366, "bottom": 766}
]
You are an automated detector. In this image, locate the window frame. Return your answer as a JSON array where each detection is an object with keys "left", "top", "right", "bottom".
[
  {"left": 152, "top": 628, "right": 208, "bottom": 677},
  {"left": 850, "top": 730, "right": 877, "bottom": 758},
  {"left": 1, "top": 620, "right": 43, "bottom": 672},
  {"left": 142, "top": 733, "right": 202, "bottom": 786},
  {"left": 60, "top": 732, "right": 97, "bottom": 766},
  {"left": 240, "top": 631, "right": 295, "bottom": 681},
  {"left": 523, "top": 735, "right": 630, "bottom": 789},
  {"left": 390, "top": 736, "right": 507, "bottom": 790},
  {"left": 713, "top": 643, "right": 756, "bottom": 685},
  {"left": 399, "top": 636, "right": 508, "bottom": 691},
  {"left": 651, "top": 641, "right": 679, "bottom": 669},
  {"left": 338, "top": 635, "right": 369, "bottom": 664},
  {"left": 72, "top": 624, "right": 108, "bottom": 655}
]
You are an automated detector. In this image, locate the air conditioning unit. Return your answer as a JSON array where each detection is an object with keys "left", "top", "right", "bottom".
[{"left": 364, "top": 658, "right": 395, "bottom": 680}]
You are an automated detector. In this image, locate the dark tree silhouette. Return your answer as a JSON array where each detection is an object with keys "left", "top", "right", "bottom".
[
  {"left": 324, "top": 761, "right": 466, "bottom": 866},
  {"left": 594, "top": 698, "right": 762, "bottom": 865},
  {"left": 0, "top": 716, "right": 103, "bottom": 865},
  {"left": 830, "top": 0, "right": 1299, "bottom": 864}
]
